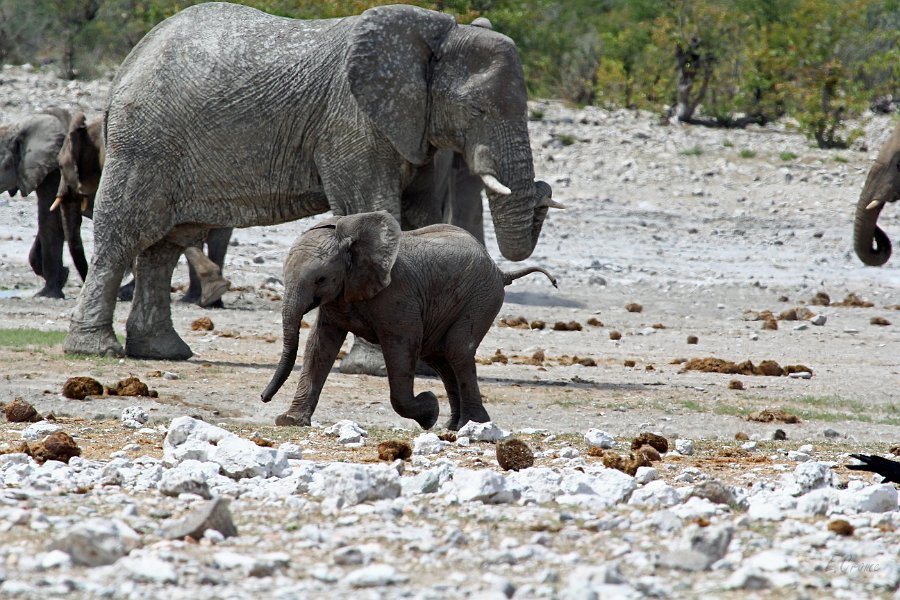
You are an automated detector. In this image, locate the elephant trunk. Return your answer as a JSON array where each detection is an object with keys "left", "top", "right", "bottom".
[
  {"left": 853, "top": 168, "right": 893, "bottom": 267},
  {"left": 472, "top": 120, "right": 553, "bottom": 262},
  {"left": 261, "top": 296, "right": 307, "bottom": 402}
]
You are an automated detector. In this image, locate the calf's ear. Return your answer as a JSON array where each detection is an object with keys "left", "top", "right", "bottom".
[{"left": 335, "top": 211, "right": 401, "bottom": 303}]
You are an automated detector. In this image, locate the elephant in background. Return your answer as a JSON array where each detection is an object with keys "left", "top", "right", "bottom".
[
  {"left": 0, "top": 110, "right": 87, "bottom": 298},
  {"left": 260, "top": 211, "right": 556, "bottom": 430},
  {"left": 55, "top": 112, "right": 233, "bottom": 307},
  {"left": 854, "top": 122, "right": 900, "bottom": 266},
  {"left": 64, "top": 3, "right": 556, "bottom": 361}
]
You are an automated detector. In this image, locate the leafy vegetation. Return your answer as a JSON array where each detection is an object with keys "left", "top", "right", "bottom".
[
  {"left": 739, "top": 149, "right": 757, "bottom": 158},
  {"left": 0, "top": 328, "right": 66, "bottom": 348},
  {"left": 2, "top": 0, "right": 898, "bottom": 147},
  {"left": 779, "top": 151, "right": 799, "bottom": 161}
]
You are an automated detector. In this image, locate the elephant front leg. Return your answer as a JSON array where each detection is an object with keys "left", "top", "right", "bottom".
[
  {"left": 34, "top": 186, "right": 67, "bottom": 298},
  {"left": 125, "top": 238, "right": 191, "bottom": 360},
  {"left": 382, "top": 343, "right": 439, "bottom": 430},
  {"left": 276, "top": 322, "right": 347, "bottom": 427}
]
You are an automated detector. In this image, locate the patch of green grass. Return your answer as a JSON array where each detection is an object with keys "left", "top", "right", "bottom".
[
  {"left": 529, "top": 109, "right": 544, "bottom": 121},
  {"left": 738, "top": 149, "right": 756, "bottom": 158},
  {"left": 557, "top": 133, "right": 577, "bottom": 146},
  {"left": 0, "top": 328, "right": 67, "bottom": 348},
  {"left": 681, "top": 145, "right": 704, "bottom": 156},
  {"left": 779, "top": 151, "right": 798, "bottom": 161},
  {"left": 723, "top": 140, "right": 734, "bottom": 148},
  {"left": 834, "top": 155, "right": 848, "bottom": 163}
]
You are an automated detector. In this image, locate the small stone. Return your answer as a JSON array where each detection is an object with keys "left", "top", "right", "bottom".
[
  {"left": 690, "top": 480, "right": 734, "bottom": 505},
  {"left": 344, "top": 564, "right": 405, "bottom": 588},
  {"left": 62, "top": 376, "right": 103, "bottom": 400},
  {"left": 772, "top": 429, "right": 787, "bottom": 441},
  {"left": 496, "top": 439, "right": 534, "bottom": 471},
  {"left": 51, "top": 519, "right": 141, "bottom": 567},
  {"left": 120, "top": 556, "right": 178, "bottom": 584},
  {"left": 788, "top": 450, "right": 811, "bottom": 462},
  {"left": 841, "top": 484, "right": 898, "bottom": 513},
  {"left": 788, "top": 371, "right": 812, "bottom": 379},
  {"left": 412, "top": 433, "right": 445, "bottom": 455},
  {"left": 634, "top": 466, "right": 659, "bottom": 484},
  {"left": 822, "top": 428, "right": 841, "bottom": 439},
  {"left": 675, "top": 439, "right": 694, "bottom": 456},
  {"left": 451, "top": 468, "right": 519, "bottom": 504},
  {"left": 741, "top": 441, "right": 758, "bottom": 451},
  {"left": 658, "top": 524, "right": 734, "bottom": 571},
  {"left": 162, "top": 371, "right": 179, "bottom": 380},
  {"left": 457, "top": 421, "right": 507, "bottom": 442},
  {"left": 810, "top": 314, "right": 826, "bottom": 326},
  {"left": 584, "top": 429, "right": 615, "bottom": 449},
  {"left": 325, "top": 420, "right": 368, "bottom": 444},
  {"left": 121, "top": 406, "right": 149, "bottom": 429},
  {"left": 3, "top": 398, "right": 40, "bottom": 423},
  {"left": 161, "top": 497, "right": 238, "bottom": 540}
]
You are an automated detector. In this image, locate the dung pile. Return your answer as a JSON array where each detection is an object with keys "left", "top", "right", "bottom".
[
  {"left": 746, "top": 409, "right": 800, "bottom": 424},
  {"left": 496, "top": 438, "right": 534, "bottom": 471},
  {"left": 1, "top": 431, "right": 82, "bottom": 464},
  {"left": 62, "top": 377, "right": 104, "bottom": 400},
  {"left": 3, "top": 398, "right": 41, "bottom": 423},
  {"left": 499, "top": 316, "right": 530, "bottom": 329},
  {"left": 681, "top": 357, "right": 813, "bottom": 377},
  {"left": 378, "top": 440, "right": 412, "bottom": 462}
]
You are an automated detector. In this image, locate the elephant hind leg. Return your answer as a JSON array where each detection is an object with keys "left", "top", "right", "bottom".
[{"left": 382, "top": 342, "right": 439, "bottom": 430}]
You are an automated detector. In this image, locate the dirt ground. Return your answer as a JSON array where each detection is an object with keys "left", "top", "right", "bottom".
[{"left": 1, "top": 90, "right": 899, "bottom": 449}]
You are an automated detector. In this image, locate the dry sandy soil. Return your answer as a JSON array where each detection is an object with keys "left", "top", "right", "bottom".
[{"left": 1, "top": 65, "right": 899, "bottom": 447}]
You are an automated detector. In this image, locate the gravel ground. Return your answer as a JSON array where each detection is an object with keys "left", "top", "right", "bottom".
[{"left": 1, "top": 63, "right": 900, "bottom": 599}]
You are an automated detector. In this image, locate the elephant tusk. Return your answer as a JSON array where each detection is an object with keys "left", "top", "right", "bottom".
[
  {"left": 540, "top": 198, "right": 567, "bottom": 209},
  {"left": 81, "top": 196, "right": 89, "bottom": 213},
  {"left": 50, "top": 196, "right": 63, "bottom": 212},
  {"left": 866, "top": 199, "right": 884, "bottom": 210},
  {"left": 481, "top": 174, "right": 511, "bottom": 196}
]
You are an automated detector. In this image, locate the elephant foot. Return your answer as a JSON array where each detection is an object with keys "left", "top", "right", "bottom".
[
  {"left": 444, "top": 415, "right": 460, "bottom": 431},
  {"left": 125, "top": 328, "right": 193, "bottom": 360},
  {"left": 412, "top": 391, "right": 440, "bottom": 430},
  {"left": 338, "top": 338, "right": 387, "bottom": 377},
  {"left": 64, "top": 323, "right": 124, "bottom": 358},
  {"left": 118, "top": 279, "right": 135, "bottom": 302},
  {"left": 275, "top": 412, "right": 312, "bottom": 427},
  {"left": 457, "top": 407, "right": 491, "bottom": 431},
  {"left": 34, "top": 285, "right": 65, "bottom": 299},
  {"left": 199, "top": 276, "right": 230, "bottom": 308},
  {"left": 178, "top": 289, "right": 201, "bottom": 304}
]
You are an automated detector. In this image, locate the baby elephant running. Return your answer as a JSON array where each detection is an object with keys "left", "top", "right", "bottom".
[{"left": 261, "top": 211, "right": 556, "bottom": 430}]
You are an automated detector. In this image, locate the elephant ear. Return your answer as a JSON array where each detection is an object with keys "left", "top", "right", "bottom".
[
  {"left": 16, "top": 119, "right": 64, "bottom": 196},
  {"left": 17, "top": 118, "right": 64, "bottom": 196},
  {"left": 335, "top": 211, "right": 401, "bottom": 303},
  {"left": 347, "top": 5, "right": 456, "bottom": 165}
]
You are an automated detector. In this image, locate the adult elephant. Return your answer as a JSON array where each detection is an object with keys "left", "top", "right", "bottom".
[
  {"left": 55, "top": 112, "right": 233, "bottom": 307},
  {"left": 854, "top": 122, "right": 900, "bottom": 266},
  {"left": 64, "top": 3, "right": 555, "bottom": 360},
  {"left": 0, "top": 110, "right": 85, "bottom": 298}
]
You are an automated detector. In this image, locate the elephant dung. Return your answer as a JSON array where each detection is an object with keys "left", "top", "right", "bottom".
[
  {"left": 529, "top": 320, "right": 546, "bottom": 330},
  {"left": 62, "top": 377, "right": 104, "bottom": 400},
  {"left": 437, "top": 432, "right": 457, "bottom": 443},
  {"left": 728, "top": 380, "right": 744, "bottom": 390},
  {"left": 625, "top": 303, "right": 643, "bottom": 313},
  {"left": 191, "top": 317, "right": 214, "bottom": 331},
  {"left": 835, "top": 293, "right": 874, "bottom": 308},
  {"left": 624, "top": 360, "right": 636, "bottom": 368},
  {"left": 496, "top": 438, "right": 534, "bottom": 471},
  {"left": 827, "top": 519, "right": 854, "bottom": 537},
  {"left": 637, "top": 445, "right": 662, "bottom": 462},
  {"left": 609, "top": 331, "right": 622, "bottom": 340},
  {"left": 595, "top": 449, "right": 650, "bottom": 476},
  {"left": 870, "top": 316, "right": 891, "bottom": 326},
  {"left": 499, "top": 316, "right": 529, "bottom": 329},
  {"left": 631, "top": 432, "right": 669, "bottom": 454},
  {"left": 553, "top": 321, "right": 582, "bottom": 331},
  {"left": 587, "top": 317, "right": 604, "bottom": 327},
  {"left": 107, "top": 376, "right": 150, "bottom": 397},
  {"left": 28, "top": 431, "right": 82, "bottom": 464},
  {"left": 746, "top": 409, "right": 799, "bottom": 424},
  {"left": 809, "top": 292, "right": 831, "bottom": 306},
  {"left": 687, "top": 335, "right": 699, "bottom": 345},
  {"left": 3, "top": 398, "right": 41, "bottom": 423},
  {"left": 377, "top": 440, "right": 412, "bottom": 462}
]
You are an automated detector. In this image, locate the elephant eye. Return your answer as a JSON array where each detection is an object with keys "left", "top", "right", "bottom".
[{"left": 315, "top": 276, "right": 326, "bottom": 285}]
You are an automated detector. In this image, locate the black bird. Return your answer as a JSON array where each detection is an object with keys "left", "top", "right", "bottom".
[{"left": 846, "top": 454, "right": 900, "bottom": 484}]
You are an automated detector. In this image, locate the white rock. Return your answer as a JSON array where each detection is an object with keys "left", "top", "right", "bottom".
[
  {"left": 50, "top": 519, "right": 141, "bottom": 567},
  {"left": 119, "top": 555, "right": 177, "bottom": 583},
  {"left": 162, "top": 371, "right": 179, "bottom": 380},
  {"left": 309, "top": 463, "right": 400, "bottom": 507},
  {"left": 746, "top": 549, "right": 797, "bottom": 572},
  {"left": 561, "top": 564, "right": 639, "bottom": 599},
  {"left": 788, "top": 371, "right": 811, "bottom": 379},
  {"left": 725, "top": 567, "right": 771, "bottom": 590},
  {"left": 412, "top": 432, "right": 445, "bottom": 455},
  {"left": 39, "top": 550, "right": 72, "bottom": 570},
  {"left": 558, "top": 447, "right": 580, "bottom": 459},
  {"left": 324, "top": 420, "right": 368, "bottom": 444},
  {"left": 278, "top": 443, "right": 303, "bottom": 460},
  {"left": 793, "top": 461, "right": 834, "bottom": 493},
  {"left": 658, "top": 524, "right": 734, "bottom": 571},
  {"left": 795, "top": 488, "right": 838, "bottom": 516},
  {"left": 344, "top": 564, "right": 405, "bottom": 588},
  {"left": 158, "top": 460, "right": 217, "bottom": 498},
  {"left": 634, "top": 466, "right": 658, "bottom": 484},
  {"left": 121, "top": 406, "right": 149, "bottom": 429},
  {"left": 451, "top": 468, "right": 519, "bottom": 504},
  {"left": 810, "top": 314, "right": 826, "bottom": 326},
  {"left": 675, "top": 439, "right": 694, "bottom": 456},
  {"left": 841, "top": 484, "right": 898, "bottom": 513},
  {"left": 584, "top": 428, "right": 615, "bottom": 449},
  {"left": 457, "top": 421, "right": 507, "bottom": 442},
  {"left": 748, "top": 503, "right": 784, "bottom": 521},
  {"left": 741, "top": 441, "right": 758, "bottom": 451},
  {"left": 628, "top": 479, "right": 680, "bottom": 507},
  {"left": 21, "top": 421, "right": 61, "bottom": 441},
  {"left": 506, "top": 467, "right": 563, "bottom": 504},
  {"left": 557, "top": 467, "right": 636, "bottom": 508},
  {"left": 163, "top": 417, "right": 235, "bottom": 466},
  {"left": 788, "top": 450, "right": 811, "bottom": 462},
  {"left": 210, "top": 436, "right": 289, "bottom": 480}
]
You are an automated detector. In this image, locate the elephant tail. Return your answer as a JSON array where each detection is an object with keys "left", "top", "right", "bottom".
[{"left": 503, "top": 266, "right": 557, "bottom": 288}]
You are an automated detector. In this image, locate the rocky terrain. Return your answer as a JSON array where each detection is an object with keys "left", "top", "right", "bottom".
[{"left": 1, "top": 63, "right": 900, "bottom": 598}]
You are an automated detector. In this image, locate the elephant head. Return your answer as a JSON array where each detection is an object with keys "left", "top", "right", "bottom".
[
  {"left": 346, "top": 6, "right": 555, "bottom": 261},
  {"left": 0, "top": 114, "right": 66, "bottom": 198},
  {"left": 261, "top": 211, "right": 401, "bottom": 401},
  {"left": 54, "top": 111, "right": 105, "bottom": 216},
  {"left": 854, "top": 122, "right": 900, "bottom": 266}
]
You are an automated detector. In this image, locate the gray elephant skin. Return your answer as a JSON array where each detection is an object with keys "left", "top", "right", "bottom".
[
  {"left": 260, "top": 211, "right": 556, "bottom": 430},
  {"left": 64, "top": 2, "right": 554, "bottom": 360},
  {"left": 0, "top": 110, "right": 87, "bottom": 298},
  {"left": 56, "top": 111, "right": 233, "bottom": 307},
  {"left": 854, "top": 122, "right": 900, "bottom": 266}
]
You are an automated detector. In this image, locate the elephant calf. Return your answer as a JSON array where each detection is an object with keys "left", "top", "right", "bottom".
[{"left": 261, "top": 211, "right": 556, "bottom": 430}]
